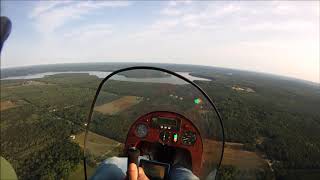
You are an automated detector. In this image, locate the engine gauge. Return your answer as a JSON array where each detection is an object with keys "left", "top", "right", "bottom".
[
  {"left": 182, "top": 131, "right": 197, "bottom": 145},
  {"left": 135, "top": 123, "right": 148, "bottom": 138}
]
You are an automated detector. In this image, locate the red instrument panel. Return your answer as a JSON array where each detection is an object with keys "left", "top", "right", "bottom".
[{"left": 125, "top": 111, "right": 203, "bottom": 175}]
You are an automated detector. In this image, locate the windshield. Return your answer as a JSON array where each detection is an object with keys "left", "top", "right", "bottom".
[
  {"left": 85, "top": 68, "right": 224, "bottom": 179},
  {"left": 1, "top": 1, "right": 319, "bottom": 180}
]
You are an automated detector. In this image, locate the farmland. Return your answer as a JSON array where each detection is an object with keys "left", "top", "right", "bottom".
[
  {"left": 0, "top": 100, "right": 16, "bottom": 111},
  {"left": 94, "top": 96, "right": 142, "bottom": 115},
  {"left": 74, "top": 131, "right": 123, "bottom": 157},
  {"left": 204, "top": 140, "right": 268, "bottom": 170}
]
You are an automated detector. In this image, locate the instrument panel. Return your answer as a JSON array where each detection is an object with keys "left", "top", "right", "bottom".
[
  {"left": 125, "top": 111, "right": 203, "bottom": 175},
  {"left": 132, "top": 113, "right": 198, "bottom": 146}
]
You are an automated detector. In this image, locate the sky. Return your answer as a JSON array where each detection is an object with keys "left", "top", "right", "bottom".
[{"left": 1, "top": 1, "right": 319, "bottom": 83}]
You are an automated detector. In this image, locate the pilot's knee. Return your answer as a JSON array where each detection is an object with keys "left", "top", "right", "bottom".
[{"left": 103, "top": 156, "right": 123, "bottom": 165}]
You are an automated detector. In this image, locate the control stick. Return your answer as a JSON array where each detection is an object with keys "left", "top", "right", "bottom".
[{"left": 127, "top": 147, "right": 140, "bottom": 168}]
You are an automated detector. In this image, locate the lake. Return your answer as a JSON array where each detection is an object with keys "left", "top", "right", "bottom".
[{"left": 1, "top": 71, "right": 211, "bottom": 85}]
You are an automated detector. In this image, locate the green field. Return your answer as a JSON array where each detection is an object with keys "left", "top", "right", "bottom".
[
  {"left": 74, "top": 131, "right": 123, "bottom": 157},
  {"left": 94, "top": 96, "right": 142, "bottom": 115}
]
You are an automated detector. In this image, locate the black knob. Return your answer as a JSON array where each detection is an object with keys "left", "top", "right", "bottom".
[{"left": 127, "top": 147, "right": 140, "bottom": 168}]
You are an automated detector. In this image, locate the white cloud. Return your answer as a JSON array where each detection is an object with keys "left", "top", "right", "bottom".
[
  {"left": 29, "top": 1, "right": 72, "bottom": 18},
  {"left": 156, "top": 2, "right": 244, "bottom": 31},
  {"left": 149, "top": 1, "right": 319, "bottom": 34},
  {"left": 168, "top": 0, "right": 192, "bottom": 7},
  {"left": 240, "top": 21, "right": 315, "bottom": 32},
  {"left": 161, "top": 7, "right": 182, "bottom": 16},
  {"left": 64, "top": 24, "right": 113, "bottom": 40},
  {"left": 161, "top": 0, "right": 193, "bottom": 16},
  {"left": 30, "top": 1, "right": 131, "bottom": 33},
  {"left": 75, "top": 1, "right": 131, "bottom": 9},
  {"left": 150, "top": 19, "right": 179, "bottom": 31},
  {"left": 133, "top": 19, "right": 180, "bottom": 38},
  {"left": 213, "top": 4, "right": 241, "bottom": 17}
]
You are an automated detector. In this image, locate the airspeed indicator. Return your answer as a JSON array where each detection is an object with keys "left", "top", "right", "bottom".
[{"left": 135, "top": 124, "right": 148, "bottom": 138}]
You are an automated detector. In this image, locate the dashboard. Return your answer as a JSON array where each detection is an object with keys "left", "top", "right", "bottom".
[{"left": 125, "top": 111, "right": 203, "bottom": 175}]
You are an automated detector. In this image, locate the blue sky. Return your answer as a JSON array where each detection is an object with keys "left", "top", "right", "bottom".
[{"left": 1, "top": 1, "right": 319, "bottom": 82}]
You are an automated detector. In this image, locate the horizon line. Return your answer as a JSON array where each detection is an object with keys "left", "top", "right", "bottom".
[{"left": 1, "top": 61, "right": 319, "bottom": 84}]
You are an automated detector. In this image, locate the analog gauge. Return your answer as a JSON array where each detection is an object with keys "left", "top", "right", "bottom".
[
  {"left": 135, "top": 124, "right": 148, "bottom": 138},
  {"left": 182, "top": 131, "right": 197, "bottom": 146}
]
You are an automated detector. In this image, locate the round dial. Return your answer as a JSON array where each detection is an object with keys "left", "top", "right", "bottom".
[
  {"left": 182, "top": 131, "right": 197, "bottom": 145},
  {"left": 135, "top": 123, "right": 148, "bottom": 138}
]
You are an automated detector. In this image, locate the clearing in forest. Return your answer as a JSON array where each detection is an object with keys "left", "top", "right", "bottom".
[
  {"left": 94, "top": 96, "right": 142, "bottom": 115},
  {"left": 203, "top": 139, "right": 268, "bottom": 170},
  {"left": 0, "top": 101, "right": 16, "bottom": 111},
  {"left": 74, "top": 131, "right": 123, "bottom": 157},
  {"left": 232, "top": 85, "right": 255, "bottom": 93}
]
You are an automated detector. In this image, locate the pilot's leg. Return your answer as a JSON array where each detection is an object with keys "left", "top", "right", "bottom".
[
  {"left": 90, "top": 157, "right": 127, "bottom": 180},
  {"left": 169, "top": 166, "right": 200, "bottom": 180}
]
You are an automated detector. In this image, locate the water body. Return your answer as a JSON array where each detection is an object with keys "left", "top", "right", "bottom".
[{"left": 1, "top": 71, "right": 211, "bottom": 85}]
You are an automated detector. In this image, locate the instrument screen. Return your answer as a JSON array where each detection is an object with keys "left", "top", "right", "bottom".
[
  {"left": 140, "top": 159, "right": 170, "bottom": 180},
  {"left": 151, "top": 117, "right": 179, "bottom": 130}
]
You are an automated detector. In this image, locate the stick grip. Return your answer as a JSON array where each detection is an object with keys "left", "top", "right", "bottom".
[{"left": 127, "top": 147, "right": 140, "bottom": 167}]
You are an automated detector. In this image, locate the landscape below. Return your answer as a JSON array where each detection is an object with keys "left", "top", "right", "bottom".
[{"left": 1, "top": 63, "right": 319, "bottom": 180}]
